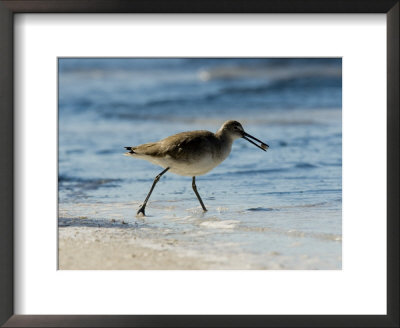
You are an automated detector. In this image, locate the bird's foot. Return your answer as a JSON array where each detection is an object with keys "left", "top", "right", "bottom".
[{"left": 137, "top": 206, "right": 146, "bottom": 217}]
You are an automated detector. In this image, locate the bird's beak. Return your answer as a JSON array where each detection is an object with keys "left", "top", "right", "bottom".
[{"left": 242, "top": 131, "right": 269, "bottom": 151}]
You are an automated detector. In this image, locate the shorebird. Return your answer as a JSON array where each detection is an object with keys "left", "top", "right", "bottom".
[{"left": 125, "top": 120, "right": 269, "bottom": 215}]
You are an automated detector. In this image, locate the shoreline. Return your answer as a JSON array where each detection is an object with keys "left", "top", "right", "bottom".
[{"left": 58, "top": 215, "right": 341, "bottom": 270}]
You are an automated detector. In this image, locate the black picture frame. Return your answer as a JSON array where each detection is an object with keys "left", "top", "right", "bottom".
[{"left": 0, "top": 1, "right": 398, "bottom": 327}]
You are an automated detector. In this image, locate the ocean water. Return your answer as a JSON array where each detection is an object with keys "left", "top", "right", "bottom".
[{"left": 58, "top": 58, "right": 342, "bottom": 269}]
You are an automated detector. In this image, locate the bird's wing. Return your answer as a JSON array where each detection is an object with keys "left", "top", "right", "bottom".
[
  {"left": 130, "top": 130, "right": 218, "bottom": 161},
  {"left": 160, "top": 131, "right": 218, "bottom": 161}
]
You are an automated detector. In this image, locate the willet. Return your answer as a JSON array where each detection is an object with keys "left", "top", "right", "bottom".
[{"left": 124, "top": 120, "right": 269, "bottom": 215}]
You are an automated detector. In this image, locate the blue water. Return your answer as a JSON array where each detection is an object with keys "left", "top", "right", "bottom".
[{"left": 58, "top": 58, "right": 342, "bottom": 269}]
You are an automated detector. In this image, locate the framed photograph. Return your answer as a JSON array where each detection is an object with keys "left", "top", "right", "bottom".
[{"left": 0, "top": 1, "right": 398, "bottom": 327}]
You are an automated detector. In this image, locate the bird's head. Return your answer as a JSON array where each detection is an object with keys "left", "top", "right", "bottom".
[
  {"left": 220, "top": 120, "right": 246, "bottom": 140},
  {"left": 219, "top": 120, "right": 269, "bottom": 151}
]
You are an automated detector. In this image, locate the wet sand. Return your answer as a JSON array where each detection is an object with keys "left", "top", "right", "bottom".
[
  {"left": 58, "top": 218, "right": 263, "bottom": 270},
  {"left": 58, "top": 214, "right": 340, "bottom": 270},
  {"left": 59, "top": 226, "right": 214, "bottom": 270}
]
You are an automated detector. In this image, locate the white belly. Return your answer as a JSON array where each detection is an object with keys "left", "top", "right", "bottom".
[
  {"left": 132, "top": 153, "right": 226, "bottom": 176},
  {"left": 169, "top": 155, "right": 222, "bottom": 176}
]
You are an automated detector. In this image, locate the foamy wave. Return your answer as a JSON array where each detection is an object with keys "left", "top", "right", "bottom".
[{"left": 200, "top": 220, "right": 239, "bottom": 229}]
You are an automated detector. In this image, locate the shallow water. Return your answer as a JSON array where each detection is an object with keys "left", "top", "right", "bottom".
[{"left": 58, "top": 58, "right": 342, "bottom": 269}]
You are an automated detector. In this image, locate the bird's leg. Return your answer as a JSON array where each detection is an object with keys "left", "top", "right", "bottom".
[
  {"left": 192, "top": 176, "right": 207, "bottom": 212},
  {"left": 137, "top": 167, "right": 170, "bottom": 216}
]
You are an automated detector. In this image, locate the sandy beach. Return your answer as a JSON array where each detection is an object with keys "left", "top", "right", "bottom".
[
  {"left": 58, "top": 212, "right": 341, "bottom": 270},
  {"left": 58, "top": 217, "right": 271, "bottom": 270},
  {"left": 59, "top": 223, "right": 263, "bottom": 270},
  {"left": 59, "top": 226, "right": 216, "bottom": 270}
]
